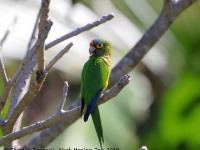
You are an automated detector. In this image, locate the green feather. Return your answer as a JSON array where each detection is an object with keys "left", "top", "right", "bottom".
[{"left": 91, "top": 107, "right": 104, "bottom": 148}]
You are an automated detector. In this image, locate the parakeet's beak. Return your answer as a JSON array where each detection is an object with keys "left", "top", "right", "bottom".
[
  {"left": 89, "top": 46, "right": 96, "bottom": 55},
  {"left": 89, "top": 41, "right": 96, "bottom": 55}
]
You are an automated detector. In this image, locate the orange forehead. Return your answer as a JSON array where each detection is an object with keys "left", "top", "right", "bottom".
[{"left": 89, "top": 41, "right": 94, "bottom": 46}]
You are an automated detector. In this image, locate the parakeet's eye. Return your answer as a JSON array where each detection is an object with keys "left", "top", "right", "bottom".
[{"left": 96, "top": 43, "right": 103, "bottom": 49}]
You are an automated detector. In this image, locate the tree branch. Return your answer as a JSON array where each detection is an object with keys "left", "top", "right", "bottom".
[
  {"left": 109, "top": 0, "right": 197, "bottom": 86},
  {"left": 45, "top": 13, "right": 115, "bottom": 50},
  {"left": 45, "top": 43, "right": 73, "bottom": 72},
  {"left": 0, "top": 74, "right": 130, "bottom": 147}
]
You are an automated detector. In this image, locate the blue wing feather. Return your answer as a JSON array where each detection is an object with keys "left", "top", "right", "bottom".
[{"left": 84, "top": 88, "right": 103, "bottom": 122}]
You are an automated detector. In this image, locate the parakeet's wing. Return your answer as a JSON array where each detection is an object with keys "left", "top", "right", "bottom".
[{"left": 81, "top": 59, "right": 90, "bottom": 115}]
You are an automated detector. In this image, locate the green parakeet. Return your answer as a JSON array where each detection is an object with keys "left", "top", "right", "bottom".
[{"left": 81, "top": 38, "right": 112, "bottom": 148}]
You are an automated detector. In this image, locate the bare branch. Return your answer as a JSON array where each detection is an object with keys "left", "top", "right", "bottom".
[
  {"left": 109, "top": 0, "right": 197, "bottom": 86},
  {"left": 0, "top": 74, "right": 130, "bottom": 147},
  {"left": 45, "top": 43, "right": 73, "bottom": 72},
  {"left": 45, "top": 13, "right": 115, "bottom": 50},
  {"left": 57, "top": 81, "right": 69, "bottom": 112}
]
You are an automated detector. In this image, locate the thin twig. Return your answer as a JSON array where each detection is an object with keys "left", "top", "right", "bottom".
[
  {"left": 45, "top": 43, "right": 73, "bottom": 72},
  {"left": 0, "top": 74, "right": 130, "bottom": 147},
  {"left": 57, "top": 81, "right": 69, "bottom": 112},
  {"left": 0, "top": 54, "right": 8, "bottom": 85},
  {"left": 37, "top": 0, "right": 50, "bottom": 73},
  {"left": 45, "top": 13, "right": 115, "bottom": 50}
]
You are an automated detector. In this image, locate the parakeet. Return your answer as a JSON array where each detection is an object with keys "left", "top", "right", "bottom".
[{"left": 81, "top": 38, "right": 112, "bottom": 148}]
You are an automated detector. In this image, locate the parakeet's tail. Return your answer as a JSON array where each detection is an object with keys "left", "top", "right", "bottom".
[
  {"left": 81, "top": 98, "right": 85, "bottom": 116},
  {"left": 91, "top": 106, "right": 104, "bottom": 148}
]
